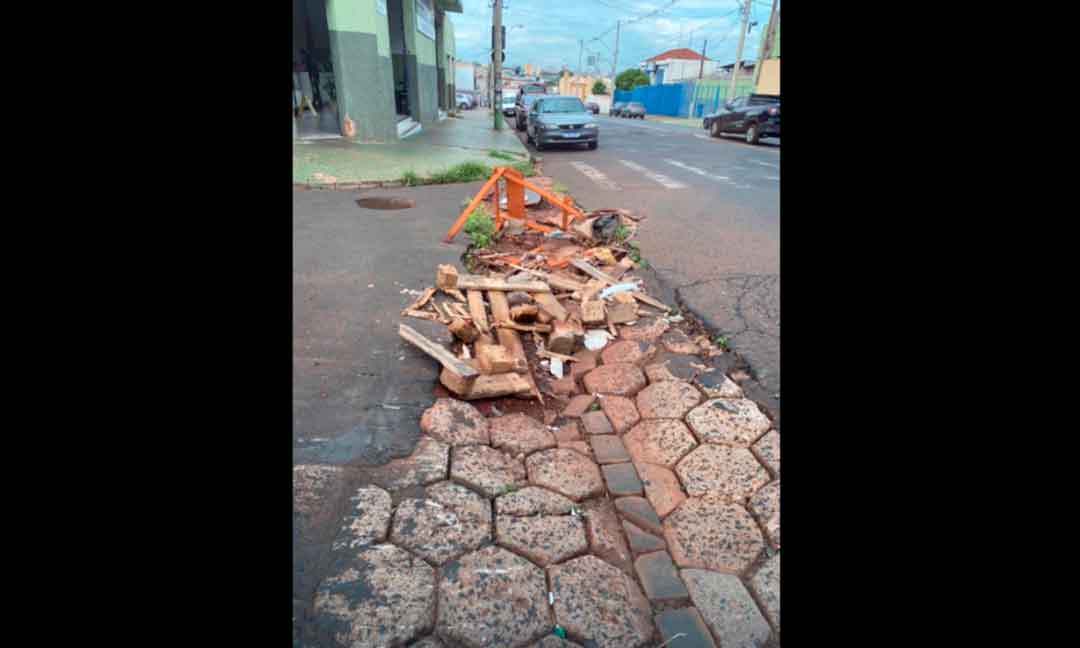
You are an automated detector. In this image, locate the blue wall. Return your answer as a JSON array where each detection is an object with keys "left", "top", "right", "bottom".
[{"left": 615, "top": 78, "right": 760, "bottom": 118}]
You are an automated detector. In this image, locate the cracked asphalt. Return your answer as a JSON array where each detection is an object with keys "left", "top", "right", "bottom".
[{"left": 516, "top": 115, "right": 780, "bottom": 396}]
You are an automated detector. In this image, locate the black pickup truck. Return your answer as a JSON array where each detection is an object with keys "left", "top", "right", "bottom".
[{"left": 703, "top": 94, "right": 779, "bottom": 144}]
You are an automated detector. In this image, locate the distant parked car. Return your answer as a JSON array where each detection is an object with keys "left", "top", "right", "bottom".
[
  {"left": 703, "top": 94, "right": 780, "bottom": 144},
  {"left": 622, "top": 102, "right": 646, "bottom": 119},
  {"left": 515, "top": 93, "right": 543, "bottom": 131},
  {"left": 585, "top": 102, "right": 600, "bottom": 115},
  {"left": 456, "top": 92, "right": 475, "bottom": 110},
  {"left": 526, "top": 95, "right": 598, "bottom": 151},
  {"left": 501, "top": 95, "right": 517, "bottom": 117},
  {"left": 610, "top": 102, "right": 626, "bottom": 116}
]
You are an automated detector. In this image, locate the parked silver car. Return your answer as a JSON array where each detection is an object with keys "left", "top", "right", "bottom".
[
  {"left": 525, "top": 96, "right": 598, "bottom": 151},
  {"left": 622, "top": 102, "right": 646, "bottom": 119}
]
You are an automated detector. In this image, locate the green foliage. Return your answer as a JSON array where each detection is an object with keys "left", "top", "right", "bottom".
[
  {"left": 463, "top": 204, "right": 497, "bottom": 250},
  {"left": 400, "top": 169, "right": 420, "bottom": 186},
  {"left": 489, "top": 149, "right": 518, "bottom": 161},
  {"left": 511, "top": 160, "right": 537, "bottom": 177},
  {"left": 614, "top": 224, "right": 631, "bottom": 242},
  {"left": 591, "top": 80, "right": 608, "bottom": 95},
  {"left": 429, "top": 161, "right": 492, "bottom": 184},
  {"left": 615, "top": 68, "right": 650, "bottom": 91},
  {"left": 626, "top": 240, "right": 650, "bottom": 268},
  {"left": 713, "top": 335, "right": 730, "bottom": 350}
]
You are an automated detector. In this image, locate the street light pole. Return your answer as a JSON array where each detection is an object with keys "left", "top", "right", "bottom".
[
  {"left": 493, "top": 0, "right": 503, "bottom": 130},
  {"left": 728, "top": 0, "right": 752, "bottom": 102}
]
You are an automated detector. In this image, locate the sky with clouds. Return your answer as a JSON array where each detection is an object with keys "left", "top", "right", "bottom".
[{"left": 451, "top": 0, "right": 777, "bottom": 76}]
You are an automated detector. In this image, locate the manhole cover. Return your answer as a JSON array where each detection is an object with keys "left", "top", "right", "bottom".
[{"left": 356, "top": 197, "right": 416, "bottom": 210}]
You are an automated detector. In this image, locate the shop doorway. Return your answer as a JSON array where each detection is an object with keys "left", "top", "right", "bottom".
[
  {"left": 293, "top": 0, "right": 340, "bottom": 139},
  {"left": 388, "top": 0, "right": 421, "bottom": 137}
]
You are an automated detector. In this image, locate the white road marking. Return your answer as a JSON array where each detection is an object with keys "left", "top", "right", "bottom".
[
  {"left": 570, "top": 161, "right": 622, "bottom": 190},
  {"left": 764, "top": 176, "right": 780, "bottom": 181},
  {"left": 694, "top": 134, "right": 715, "bottom": 141},
  {"left": 751, "top": 160, "right": 780, "bottom": 170},
  {"left": 618, "top": 160, "right": 688, "bottom": 189},
  {"left": 662, "top": 159, "right": 730, "bottom": 182}
]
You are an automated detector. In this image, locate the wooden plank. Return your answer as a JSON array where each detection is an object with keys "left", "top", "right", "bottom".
[
  {"left": 488, "top": 290, "right": 512, "bottom": 324},
  {"left": 436, "top": 265, "right": 458, "bottom": 290},
  {"left": 402, "top": 309, "right": 441, "bottom": 323},
  {"left": 494, "top": 322, "right": 553, "bottom": 333},
  {"left": 610, "top": 257, "right": 635, "bottom": 280},
  {"left": 631, "top": 291, "right": 671, "bottom": 312},
  {"left": 537, "top": 349, "right": 577, "bottom": 362},
  {"left": 456, "top": 274, "right": 551, "bottom": 292},
  {"left": 399, "top": 324, "right": 479, "bottom": 379},
  {"left": 405, "top": 287, "right": 437, "bottom": 312},
  {"left": 606, "top": 302, "right": 639, "bottom": 324},
  {"left": 443, "top": 288, "right": 467, "bottom": 302},
  {"left": 569, "top": 259, "right": 619, "bottom": 286},
  {"left": 467, "top": 290, "right": 490, "bottom": 334},
  {"left": 440, "top": 368, "right": 532, "bottom": 400},
  {"left": 477, "top": 345, "right": 515, "bottom": 374},
  {"left": 533, "top": 292, "right": 569, "bottom": 321},
  {"left": 449, "top": 318, "right": 479, "bottom": 342}
]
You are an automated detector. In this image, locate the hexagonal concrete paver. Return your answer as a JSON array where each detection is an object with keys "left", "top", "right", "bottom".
[
  {"left": 390, "top": 481, "right": 492, "bottom": 565},
  {"left": 489, "top": 413, "right": 558, "bottom": 456},
  {"left": 695, "top": 371, "right": 744, "bottom": 399},
  {"left": 682, "top": 569, "right": 772, "bottom": 648},
  {"left": 496, "top": 514, "right": 588, "bottom": 566},
  {"left": 582, "top": 363, "right": 647, "bottom": 396},
  {"left": 600, "top": 395, "right": 640, "bottom": 434},
  {"left": 617, "top": 316, "right": 670, "bottom": 342},
  {"left": 330, "top": 486, "right": 392, "bottom": 552},
  {"left": 562, "top": 394, "right": 596, "bottom": 418},
  {"left": 637, "top": 462, "right": 687, "bottom": 519},
  {"left": 437, "top": 546, "right": 551, "bottom": 647},
  {"left": 635, "top": 380, "right": 702, "bottom": 419},
  {"left": 600, "top": 340, "right": 657, "bottom": 366},
  {"left": 294, "top": 464, "right": 350, "bottom": 546},
  {"left": 526, "top": 448, "right": 604, "bottom": 501},
  {"left": 748, "top": 551, "right": 780, "bottom": 633},
  {"left": 313, "top": 543, "right": 435, "bottom": 648},
  {"left": 569, "top": 350, "right": 598, "bottom": 379},
  {"left": 548, "top": 555, "right": 655, "bottom": 648},
  {"left": 451, "top": 445, "right": 528, "bottom": 498},
  {"left": 663, "top": 497, "right": 765, "bottom": 574},
  {"left": 660, "top": 328, "right": 700, "bottom": 355},
  {"left": 409, "top": 636, "right": 446, "bottom": 648},
  {"left": 749, "top": 481, "right": 780, "bottom": 549},
  {"left": 369, "top": 436, "right": 449, "bottom": 490},
  {"left": 421, "top": 398, "right": 490, "bottom": 446},
  {"left": 675, "top": 445, "right": 770, "bottom": 501},
  {"left": 686, "top": 398, "right": 771, "bottom": 447},
  {"left": 644, "top": 354, "right": 707, "bottom": 384},
  {"left": 495, "top": 486, "right": 575, "bottom": 516},
  {"left": 751, "top": 430, "right": 780, "bottom": 478},
  {"left": 624, "top": 420, "right": 698, "bottom": 468}
]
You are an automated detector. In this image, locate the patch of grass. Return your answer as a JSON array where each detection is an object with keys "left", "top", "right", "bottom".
[
  {"left": 463, "top": 204, "right": 498, "bottom": 250},
  {"left": 510, "top": 160, "right": 537, "bottom": 177},
  {"left": 429, "top": 161, "right": 493, "bottom": 184},
  {"left": 625, "top": 240, "right": 650, "bottom": 269},
  {"left": 400, "top": 169, "right": 420, "bottom": 187},
  {"left": 614, "top": 224, "right": 631, "bottom": 242},
  {"left": 588, "top": 402, "right": 601, "bottom": 412},
  {"left": 489, "top": 149, "right": 518, "bottom": 161},
  {"left": 713, "top": 335, "right": 730, "bottom": 350}
]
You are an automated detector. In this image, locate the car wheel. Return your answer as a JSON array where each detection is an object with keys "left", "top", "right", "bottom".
[
  {"left": 710, "top": 119, "right": 722, "bottom": 138},
  {"left": 745, "top": 123, "right": 760, "bottom": 145},
  {"left": 588, "top": 141, "right": 598, "bottom": 150}
]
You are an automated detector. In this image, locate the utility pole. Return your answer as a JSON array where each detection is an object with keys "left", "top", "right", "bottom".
[
  {"left": 753, "top": 0, "right": 779, "bottom": 90},
  {"left": 579, "top": 40, "right": 584, "bottom": 74},
  {"left": 698, "top": 40, "right": 708, "bottom": 79},
  {"left": 728, "top": 0, "right": 752, "bottom": 102},
  {"left": 610, "top": 20, "right": 620, "bottom": 81},
  {"left": 493, "top": 0, "right": 503, "bottom": 130}
]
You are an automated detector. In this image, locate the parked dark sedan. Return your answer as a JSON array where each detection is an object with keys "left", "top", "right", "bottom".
[
  {"left": 526, "top": 96, "right": 598, "bottom": 151},
  {"left": 586, "top": 101, "right": 600, "bottom": 115},
  {"left": 622, "top": 102, "right": 646, "bottom": 119},
  {"left": 703, "top": 94, "right": 780, "bottom": 144},
  {"left": 610, "top": 101, "right": 626, "bottom": 116},
  {"left": 515, "top": 93, "right": 543, "bottom": 131}
]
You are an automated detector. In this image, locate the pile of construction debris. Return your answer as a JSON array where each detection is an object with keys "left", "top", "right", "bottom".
[{"left": 398, "top": 207, "right": 686, "bottom": 402}]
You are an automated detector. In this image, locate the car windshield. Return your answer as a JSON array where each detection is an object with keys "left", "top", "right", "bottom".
[
  {"left": 540, "top": 98, "right": 586, "bottom": 113},
  {"left": 629, "top": 103, "right": 644, "bottom": 109}
]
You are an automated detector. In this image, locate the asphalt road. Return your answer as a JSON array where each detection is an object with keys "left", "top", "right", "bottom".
[{"left": 515, "top": 114, "right": 781, "bottom": 397}]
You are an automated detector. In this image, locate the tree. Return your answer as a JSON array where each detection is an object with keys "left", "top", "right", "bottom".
[
  {"left": 615, "top": 69, "right": 650, "bottom": 91},
  {"left": 591, "top": 80, "right": 608, "bottom": 95}
]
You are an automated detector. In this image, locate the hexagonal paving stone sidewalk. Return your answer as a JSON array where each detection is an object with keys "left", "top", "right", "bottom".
[
  {"left": 682, "top": 569, "right": 772, "bottom": 648},
  {"left": 635, "top": 380, "right": 702, "bottom": 419},
  {"left": 450, "top": 445, "right": 528, "bottom": 498},
  {"left": 526, "top": 448, "right": 605, "bottom": 501},
  {"left": 624, "top": 420, "right": 698, "bottom": 468},
  {"left": 389, "top": 481, "right": 492, "bottom": 565},
  {"left": 496, "top": 513, "right": 588, "bottom": 566},
  {"left": 686, "top": 398, "right": 771, "bottom": 447},
  {"left": 421, "top": 398, "right": 490, "bottom": 446},
  {"left": 549, "top": 555, "right": 655, "bottom": 648},
  {"left": 675, "top": 444, "right": 770, "bottom": 501},
  {"left": 663, "top": 496, "right": 765, "bottom": 574},
  {"left": 489, "top": 413, "right": 558, "bottom": 456}
]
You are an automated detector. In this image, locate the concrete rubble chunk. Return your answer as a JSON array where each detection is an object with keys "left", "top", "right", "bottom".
[
  {"left": 313, "top": 544, "right": 436, "bottom": 648},
  {"left": 751, "top": 429, "right": 780, "bottom": 479},
  {"left": 330, "top": 486, "right": 393, "bottom": 552},
  {"left": 390, "top": 481, "right": 492, "bottom": 565},
  {"left": 624, "top": 419, "right": 698, "bottom": 469},
  {"left": 526, "top": 448, "right": 605, "bottom": 501},
  {"left": 488, "top": 413, "right": 558, "bottom": 456},
  {"left": 654, "top": 607, "right": 717, "bottom": 648},
  {"left": 635, "top": 380, "right": 703, "bottom": 420},
  {"left": 582, "top": 363, "right": 647, "bottom": 396},
  {"left": 548, "top": 555, "right": 655, "bottom": 648},
  {"left": 663, "top": 496, "right": 765, "bottom": 574},
  {"left": 675, "top": 444, "right": 770, "bottom": 501},
  {"left": 749, "top": 481, "right": 781, "bottom": 549},
  {"left": 748, "top": 551, "right": 781, "bottom": 634},
  {"left": 599, "top": 395, "right": 640, "bottom": 434},
  {"left": 686, "top": 398, "right": 771, "bottom": 447},
  {"left": 420, "top": 398, "right": 491, "bottom": 446},
  {"left": 637, "top": 462, "right": 687, "bottom": 519},
  {"left": 496, "top": 513, "right": 588, "bottom": 566},
  {"left": 450, "top": 445, "right": 528, "bottom": 498},
  {"left": 682, "top": 569, "right": 772, "bottom": 648},
  {"left": 634, "top": 550, "right": 689, "bottom": 602},
  {"left": 496, "top": 486, "right": 576, "bottom": 516},
  {"left": 436, "top": 546, "right": 551, "bottom": 647}
]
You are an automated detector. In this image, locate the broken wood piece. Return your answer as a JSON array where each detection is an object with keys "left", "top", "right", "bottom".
[
  {"left": 581, "top": 300, "right": 606, "bottom": 325},
  {"left": 547, "top": 319, "right": 577, "bottom": 355},
  {"left": 569, "top": 259, "right": 619, "bottom": 285},
  {"left": 399, "top": 324, "right": 479, "bottom": 382},
  {"left": 448, "top": 318, "right": 480, "bottom": 343},
  {"left": 440, "top": 368, "right": 531, "bottom": 400},
  {"left": 451, "top": 303, "right": 472, "bottom": 319},
  {"left": 606, "top": 302, "right": 638, "bottom": 324},
  {"left": 402, "top": 308, "right": 441, "bottom": 323},
  {"left": 494, "top": 322, "right": 553, "bottom": 333},
  {"left": 536, "top": 310, "right": 553, "bottom": 324},
  {"left": 537, "top": 349, "right": 577, "bottom": 362},
  {"left": 407, "top": 287, "right": 437, "bottom": 311},
  {"left": 590, "top": 247, "right": 617, "bottom": 266},
  {"left": 488, "top": 291, "right": 529, "bottom": 373},
  {"left": 631, "top": 292, "right": 671, "bottom": 312},
  {"left": 455, "top": 274, "right": 551, "bottom": 292},
  {"left": 610, "top": 257, "right": 635, "bottom": 280},
  {"left": 510, "top": 304, "right": 539, "bottom": 322},
  {"left": 444, "top": 288, "right": 467, "bottom": 302},
  {"left": 467, "top": 290, "right": 490, "bottom": 334},
  {"left": 436, "top": 265, "right": 459, "bottom": 290},
  {"left": 477, "top": 344, "right": 515, "bottom": 374},
  {"left": 475, "top": 333, "right": 497, "bottom": 350},
  {"left": 533, "top": 292, "right": 569, "bottom": 322},
  {"left": 613, "top": 292, "right": 637, "bottom": 305}
]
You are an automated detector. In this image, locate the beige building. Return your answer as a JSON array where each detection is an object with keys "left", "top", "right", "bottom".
[{"left": 558, "top": 73, "right": 610, "bottom": 101}]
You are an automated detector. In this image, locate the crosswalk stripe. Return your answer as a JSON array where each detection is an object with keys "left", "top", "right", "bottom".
[
  {"left": 569, "top": 161, "right": 622, "bottom": 190},
  {"left": 751, "top": 160, "right": 780, "bottom": 170},
  {"left": 617, "top": 160, "right": 688, "bottom": 189},
  {"left": 662, "top": 159, "right": 730, "bottom": 182}
]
